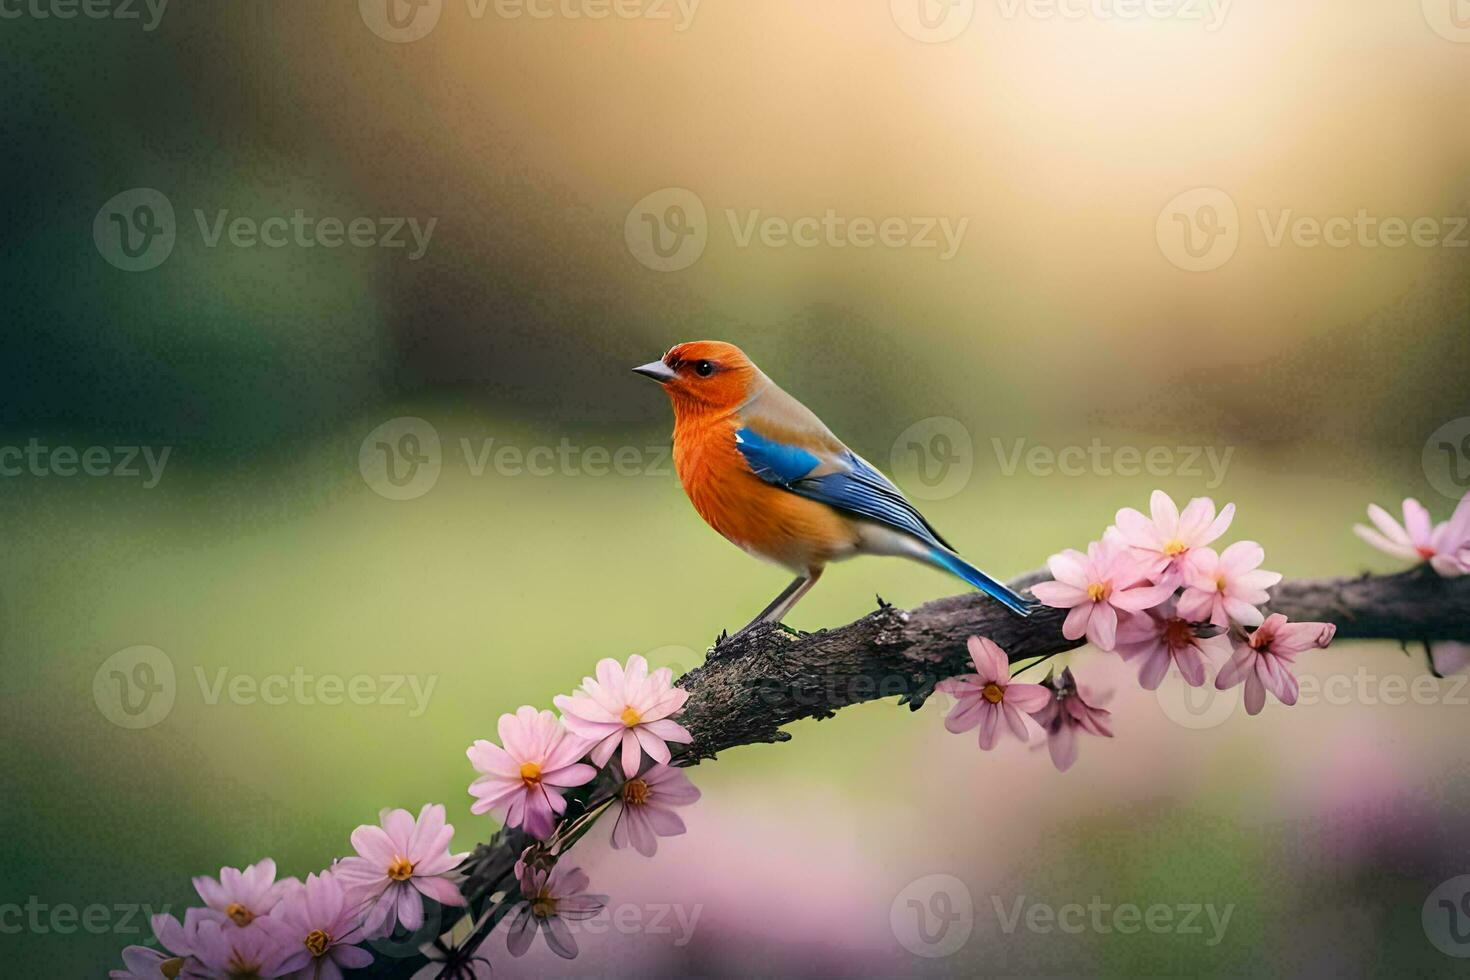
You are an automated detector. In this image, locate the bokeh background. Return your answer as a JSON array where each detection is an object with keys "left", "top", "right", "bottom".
[{"left": 3, "top": 1, "right": 1470, "bottom": 975}]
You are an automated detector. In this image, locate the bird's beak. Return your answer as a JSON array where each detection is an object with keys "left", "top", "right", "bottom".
[{"left": 631, "top": 360, "right": 677, "bottom": 383}]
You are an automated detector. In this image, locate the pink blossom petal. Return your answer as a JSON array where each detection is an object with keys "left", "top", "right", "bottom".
[
  {"left": 1086, "top": 602, "right": 1118, "bottom": 651},
  {"left": 1062, "top": 603, "right": 1092, "bottom": 641},
  {"left": 976, "top": 703, "right": 1001, "bottom": 750},
  {"left": 1003, "top": 682, "right": 1051, "bottom": 713},
  {"left": 1032, "top": 580, "right": 1087, "bottom": 608}
]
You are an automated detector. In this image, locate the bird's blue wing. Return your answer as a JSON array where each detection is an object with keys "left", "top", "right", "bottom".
[{"left": 733, "top": 427, "right": 952, "bottom": 550}]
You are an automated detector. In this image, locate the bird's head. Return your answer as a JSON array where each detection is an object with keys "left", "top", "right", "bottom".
[{"left": 632, "top": 341, "right": 759, "bottom": 414}]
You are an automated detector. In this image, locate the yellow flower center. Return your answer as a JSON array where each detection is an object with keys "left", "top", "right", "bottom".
[
  {"left": 304, "top": 929, "right": 331, "bottom": 958},
  {"left": 1086, "top": 582, "right": 1110, "bottom": 603},
  {"left": 1163, "top": 539, "right": 1188, "bottom": 557},
  {"left": 981, "top": 682, "right": 1005, "bottom": 704},
  {"left": 519, "top": 761, "right": 542, "bottom": 786},
  {"left": 161, "top": 959, "right": 184, "bottom": 980},
  {"left": 532, "top": 895, "right": 557, "bottom": 919},
  {"left": 225, "top": 903, "right": 254, "bottom": 927},
  {"left": 1215, "top": 574, "right": 1228, "bottom": 593},
  {"left": 387, "top": 856, "right": 414, "bottom": 881},
  {"left": 620, "top": 706, "right": 643, "bottom": 727},
  {"left": 622, "top": 778, "right": 651, "bottom": 806}
]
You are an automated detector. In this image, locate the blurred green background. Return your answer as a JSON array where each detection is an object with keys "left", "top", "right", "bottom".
[{"left": 2, "top": 2, "right": 1470, "bottom": 976}]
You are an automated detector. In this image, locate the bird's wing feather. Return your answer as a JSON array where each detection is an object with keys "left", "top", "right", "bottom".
[{"left": 734, "top": 391, "right": 953, "bottom": 550}]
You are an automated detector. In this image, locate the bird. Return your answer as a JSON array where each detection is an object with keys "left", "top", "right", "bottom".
[{"left": 632, "top": 340, "right": 1034, "bottom": 637}]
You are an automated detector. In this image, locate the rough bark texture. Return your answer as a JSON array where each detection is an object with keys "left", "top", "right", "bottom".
[
  {"left": 673, "top": 567, "right": 1470, "bottom": 761},
  {"left": 435, "top": 566, "right": 1470, "bottom": 979}
]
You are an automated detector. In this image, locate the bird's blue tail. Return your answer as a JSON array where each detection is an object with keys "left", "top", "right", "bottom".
[{"left": 927, "top": 547, "right": 1035, "bottom": 617}]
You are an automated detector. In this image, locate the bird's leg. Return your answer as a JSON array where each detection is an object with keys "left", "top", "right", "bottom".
[{"left": 721, "top": 568, "right": 824, "bottom": 647}]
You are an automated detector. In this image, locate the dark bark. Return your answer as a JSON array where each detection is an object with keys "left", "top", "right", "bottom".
[{"left": 673, "top": 567, "right": 1470, "bottom": 761}]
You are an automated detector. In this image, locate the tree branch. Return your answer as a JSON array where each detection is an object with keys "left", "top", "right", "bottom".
[
  {"left": 673, "top": 567, "right": 1470, "bottom": 761},
  {"left": 439, "top": 565, "right": 1469, "bottom": 977}
]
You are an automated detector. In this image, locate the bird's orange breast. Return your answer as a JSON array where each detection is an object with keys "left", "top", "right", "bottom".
[{"left": 672, "top": 415, "right": 858, "bottom": 572}]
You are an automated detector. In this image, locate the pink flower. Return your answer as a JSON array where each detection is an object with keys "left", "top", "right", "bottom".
[
  {"left": 183, "top": 917, "right": 292, "bottom": 978},
  {"left": 1114, "top": 598, "right": 1231, "bottom": 690},
  {"left": 1113, "top": 490, "right": 1236, "bottom": 587},
  {"left": 1028, "top": 667, "right": 1113, "bottom": 772},
  {"left": 935, "top": 636, "right": 1051, "bottom": 749},
  {"left": 335, "top": 803, "right": 468, "bottom": 938},
  {"left": 554, "top": 655, "right": 692, "bottom": 777},
  {"left": 1432, "top": 642, "right": 1470, "bottom": 677},
  {"left": 609, "top": 762, "right": 702, "bottom": 857},
  {"left": 265, "top": 871, "right": 373, "bottom": 980},
  {"left": 467, "top": 707, "right": 597, "bottom": 840},
  {"left": 1354, "top": 495, "right": 1470, "bottom": 577},
  {"left": 1177, "top": 541, "right": 1281, "bottom": 628},
  {"left": 191, "top": 859, "right": 297, "bottom": 931},
  {"left": 1215, "top": 612, "right": 1336, "bottom": 714},
  {"left": 110, "top": 945, "right": 187, "bottom": 980},
  {"left": 1032, "top": 540, "right": 1174, "bottom": 650},
  {"left": 503, "top": 865, "right": 607, "bottom": 960}
]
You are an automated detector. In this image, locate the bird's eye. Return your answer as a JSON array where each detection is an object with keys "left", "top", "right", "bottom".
[{"left": 694, "top": 360, "right": 715, "bottom": 377}]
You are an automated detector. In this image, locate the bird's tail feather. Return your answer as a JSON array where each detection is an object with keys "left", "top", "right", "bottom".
[{"left": 927, "top": 547, "right": 1035, "bottom": 617}]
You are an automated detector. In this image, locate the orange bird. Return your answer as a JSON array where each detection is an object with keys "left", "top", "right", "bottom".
[{"left": 633, "top": 341, "right": 1034, "bottom": 635}]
